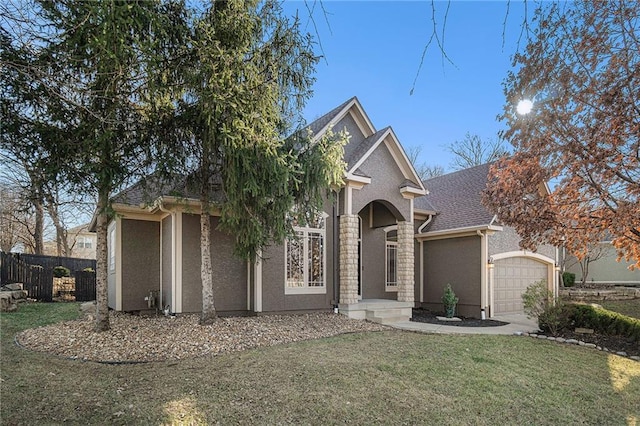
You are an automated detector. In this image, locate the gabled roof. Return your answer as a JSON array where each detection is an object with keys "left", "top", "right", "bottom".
[
  {"left": 415, "top": 162, "right": 497, "bottom": 233},
  {"left": 303, "top": 97, "right": 425, "bottom": 194}
]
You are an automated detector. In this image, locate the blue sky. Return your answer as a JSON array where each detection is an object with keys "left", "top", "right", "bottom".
[{"left": 283, "top": 1, "right": 529, "bottom": 171}]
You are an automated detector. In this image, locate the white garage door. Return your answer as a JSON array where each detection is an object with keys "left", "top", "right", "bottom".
[{"left": 494, "top": 257, "right": 548, "bottom": 314}]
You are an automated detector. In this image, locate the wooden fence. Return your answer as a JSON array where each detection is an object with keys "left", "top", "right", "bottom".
[{"left": 1, "top": 252, "right": 96, "bottom": 302}]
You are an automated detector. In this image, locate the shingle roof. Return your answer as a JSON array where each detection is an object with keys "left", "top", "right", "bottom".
[
  {"left": 415, "top": 162, "right": 496, "bottom": 233},
  {"left": 305, "top": 96, "right": 356, "bottom": 137},
  {"left": 345, "top": 127, "right": 388, "bottom": 171},
  {"left": 112, "top": 173, "right": 225, "bottom": 207}
]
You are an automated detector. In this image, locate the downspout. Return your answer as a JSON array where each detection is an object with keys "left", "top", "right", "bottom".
[
  {"left": 417, "top": 213, "right": 433, "bottom": 234},
  {"left": 477, "top": 229, "right": 488, "bottom": 319},
  {"left": 156, "top": 199, "right": 175, "bottom": 315},
  {"left": 332, "top": 190, "right": 339, "bottom": 312}
]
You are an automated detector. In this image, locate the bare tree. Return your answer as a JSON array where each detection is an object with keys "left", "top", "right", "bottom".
[
  {"left": 406, "top": 145, "right": 445, "bottom": 181},
  {"left": 447, "top": 133, "right": 509, "bottom": 170}
]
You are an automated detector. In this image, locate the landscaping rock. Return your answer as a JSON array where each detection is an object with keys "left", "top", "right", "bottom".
[
  {"left": 566, "top": 339, "right": 579, "bottom": 344},
  {"left": 616, "top": 351, "right": 628, "bottom": 357},
  {"left": 575, "top": 327, "right": 594, "bottom": 334}
]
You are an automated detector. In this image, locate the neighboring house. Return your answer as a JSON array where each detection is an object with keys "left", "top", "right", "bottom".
[
  {"left": 415, "top": 164, "right": 558, "bottom": 317},
  {"left": 43, "top": 223, "right": 97, "bottom": 260},
  {"left": 563, "top": 242, "right": 639, "bottom": 286},
  {"left": 106, "top": 97, "right": 557, "bottom": 321}
]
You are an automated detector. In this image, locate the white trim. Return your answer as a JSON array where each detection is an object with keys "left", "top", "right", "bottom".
[
  {"left": 346, "top": 186, "right": 353, "bottom": 215},
  {"left": 490, "top": 251, "right": 555, "bottom": 264},
  {"left": 384, "top": 227, "right": 399, "bottom": 292},
  {"left": 478, "top": 230, "right": 488, "bottom": 312},
  {"left": 174, "top": 211, "right": 183, "bottom": 313},
  {"left": 419, "top": 241, "right": 424, "bottom": 303},
  {"left": 115, "top": 218, "right": 122, "bottom": 311},
  {"left": 255, "top": 250, "right": 263, "bottom": 311},
  {"left": 416, "top": 224, "right": 503, "bottom": 240},
  {"left": 284, "top": 214, "right": 327, "bottom": 295},
  {"left": 344, "top": 173, "right": 371, "bottom": 186},
  {"left": 246, "top": 261, "right": 251, "bottom": 311},
  {"left": 310, "top": 98, "right": 376, "bottom": 144},
  {"left": 417, "top": 214, "right": 433, "bottom": 234}
]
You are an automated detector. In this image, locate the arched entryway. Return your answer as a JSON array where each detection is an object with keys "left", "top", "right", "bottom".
[{"left": 356, "top": 200, "right": 404, "bottom": 300}]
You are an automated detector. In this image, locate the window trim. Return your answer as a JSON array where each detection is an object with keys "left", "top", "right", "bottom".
[
  {"left": 384, "top": 225, "right": 399, "bottom": 292},
  {"left": 285, "top": 213, "right": 328, "bottom": 295}
]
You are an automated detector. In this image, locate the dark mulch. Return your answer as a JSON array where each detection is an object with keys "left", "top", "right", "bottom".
[
  {"left": 411, "top": 308, "right": 638, "bottom": 357},
  {"left": 551, "top": 330, "right": 639, "bottom": 358},
  {"left": 411, "top": 308, "right": 509, "bottom": 327}
]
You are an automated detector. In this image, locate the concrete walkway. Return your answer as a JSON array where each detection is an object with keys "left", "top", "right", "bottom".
[{"left": 389, "top": 313, "right": 539, "bottom": 335}]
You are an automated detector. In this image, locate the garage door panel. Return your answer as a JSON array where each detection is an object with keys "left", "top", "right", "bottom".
[{"left": 494, "top": 257, "right": 548, "bottom": 314}]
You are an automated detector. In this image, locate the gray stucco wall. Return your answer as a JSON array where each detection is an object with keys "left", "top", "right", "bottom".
[
  {"left": 489, "top": 226, "right": 556, "bottom": 260},
  {"left": 261, "top": 199, "right": 336, "bottom": 312},
  {"left": 351, "top": 142, "right": 411, "bottom": 221},
  {"left": 120, "top": 219, "right": 160, "bottom": 312},
  {"left": 340, "top": 112, "right": 366, "bottom": 161},
  {"left": 161, "top": 215, "right": 172, "bottom": 309},
  {"left": 422, "top": 236, "right": 481, "bottom": 317},
  {"left": 181, "top": 214, "right": 247, "bottom": 313},
  {"left": 565, "top": 245, "right": 640, "bottom": 284},
  {"left": 359, "top": 206, "right": 395, "bottom": 300}
]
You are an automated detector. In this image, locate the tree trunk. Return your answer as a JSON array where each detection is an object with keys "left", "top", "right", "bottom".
[
  {"left": 94, "top": 190, "right": 110, "bottom": 331},
  {"left": 200, "top": 204, "right": 217, "bottom": 324},
  {"left": 46, "top": 199, "right": 69, "bottom": 257},
  {"left": 33, "top": 198, "right": 44, "bottom": 255}
]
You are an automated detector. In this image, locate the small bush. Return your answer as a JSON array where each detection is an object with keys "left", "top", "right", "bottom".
[
  {"left": 442, "top": 284, "right": 459, "bottom": 318},
  {"left": 53, "top": 266, "right": 71, "bottom": 278},
  {"left": 567, "top": 304, "right": 640, "bottom": 342},
  {"left": 538, "top": 302, "right": 572, "bottom": 336},
  {"left": 562, "top": 272, "right": 576, "bottom": 287},
  {"left": 522, "top": 279, "right": 551, "bottom": 320}
]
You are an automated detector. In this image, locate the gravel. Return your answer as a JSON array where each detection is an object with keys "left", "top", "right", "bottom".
[{"left": 16, "top": 312, "right": 387, "bottom": 363}]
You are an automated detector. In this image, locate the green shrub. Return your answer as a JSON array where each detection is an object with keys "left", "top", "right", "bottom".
[
  {"left": 522, "top": 279, "right": 551, "bottom": 320},
  {"left": 442, "top": 284, "right": 459, "bottom": 318},
  {"left": 567, "top": 304, "right": 640, "bottom": 342},
  {"left": 52, "top": 266, "right": 71, "bottom": 278},
  {"left": 562, "top": 272, "right": 576, "bottom": 287},
  {"left": 82, "top": 267, "right": 95, "bottom": 273},
  {"left": 538, "top": 302, "right": 573, "bottom": 336}
]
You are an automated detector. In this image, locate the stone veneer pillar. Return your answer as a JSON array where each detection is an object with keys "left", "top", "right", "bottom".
[
  {"left": 397, "top": 220, "right": 415, "bottom": 303},
  {"left": 339, "top": 214, "right": 359, "bottom": 305}
]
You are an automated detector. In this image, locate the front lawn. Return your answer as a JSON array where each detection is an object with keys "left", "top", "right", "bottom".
[{"left": 1, "top": 303, "right": 639, "bottom": 425}]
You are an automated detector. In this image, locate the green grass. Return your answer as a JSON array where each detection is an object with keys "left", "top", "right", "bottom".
[
  {"left": 600, "top": 299, "right": 640, "bottom": 320},
  {"left": 1, "top": 303, "right": 639, "bottom": 425}
]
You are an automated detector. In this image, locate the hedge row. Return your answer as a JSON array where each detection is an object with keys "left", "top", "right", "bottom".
[{"left": 567, "top": 303, "right": 640, "bottom": 342}]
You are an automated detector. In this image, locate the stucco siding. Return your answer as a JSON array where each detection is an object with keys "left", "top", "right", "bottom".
[
  {"left": 565, "top": 244, "right": 640, "bottom": 284},
  {"left": 352, "top": 143, "right": 411, "bottom": 221},
  {"left": 360, "top": 215, "right": 390, "bottom": 299},
  {"left": 161, "top": 215, "right": 172, "bottom": 308},
  {"left": 181, "top": 214, "right": 247, "bottom": 313},
  {"left": 120, "top": 219, "right": 160, "bottom": 312},
  {"left": 489, "top": 226, "right": 556, "bottom": 260},
  {"left": 423, "top": 236, "right": 481, "bottom": 317},
  {"left": 339, "top": 113, "right": 367, "bottom": 161}
]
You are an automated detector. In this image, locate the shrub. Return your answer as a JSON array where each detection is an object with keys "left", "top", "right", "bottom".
[
  {"left": 538, "top": 302, "right": 572, "bottom": 336},
  {"left": 522, "top": 280, "right": 551, "bottom": 320},
  {"left": 567, "top": 304, "right": 640, "bottom": 342},
  {"left": 53, "top": 266, "right": 71, "bottom": 278},
  {"left": 442, "top": 284, "right": 459, "bottom": 318},
  {"left": 82, "top": 267, "right": 95, "bottom": 273},
  {"left": 562, "top": 272, "right": 576, "bottom": 287}
]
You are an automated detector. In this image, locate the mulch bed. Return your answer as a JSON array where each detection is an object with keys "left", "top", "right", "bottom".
[
  {"left": 410, "top": 308, "right": 509, "bottom": 327},
  {"left": 411, "top": 308, "right": 639, "bottom": 358}
]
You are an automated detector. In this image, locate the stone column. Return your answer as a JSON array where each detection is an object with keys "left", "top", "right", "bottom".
[
  {"left": 339, "top": 214, "right": 359, "bottom": 305},
  {"left": 397, "top": 220, "right": 415, "bottom": 303}
]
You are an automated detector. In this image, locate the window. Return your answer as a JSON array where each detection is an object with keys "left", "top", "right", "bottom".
[
  {"left": 77, "top": 236, "right": 93, "bottom": 249},
  {"left": 108, "top": 227, "right": 115, "bottom": 272},
  {"left": 385, "top": 228, "right": 398, "bottom": 291},
  {"left": 285, "top": 213, "right": 326, "bottom": 294}
]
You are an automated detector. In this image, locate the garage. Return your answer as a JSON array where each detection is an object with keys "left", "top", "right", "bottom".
[{"left": 493, "top": 256, "right": 549, "bottom": 314}]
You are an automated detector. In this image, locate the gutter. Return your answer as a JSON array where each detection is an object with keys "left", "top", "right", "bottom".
[{"left": 333, "top": 191, "right": 340, "bottom": 312}]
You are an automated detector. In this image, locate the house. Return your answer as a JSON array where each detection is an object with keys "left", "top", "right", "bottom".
[
  {"left": 415, "top": 164, "right": 558, "bottom": 317},
  {"left": 106, "top": 97, "right": 557, "bottom": 321},
  {"left": 563, "top": 241, "right": 639, "bottom": 287},
  {"left": 44, "top": 223, "right": 97, "bottom": 260}
]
